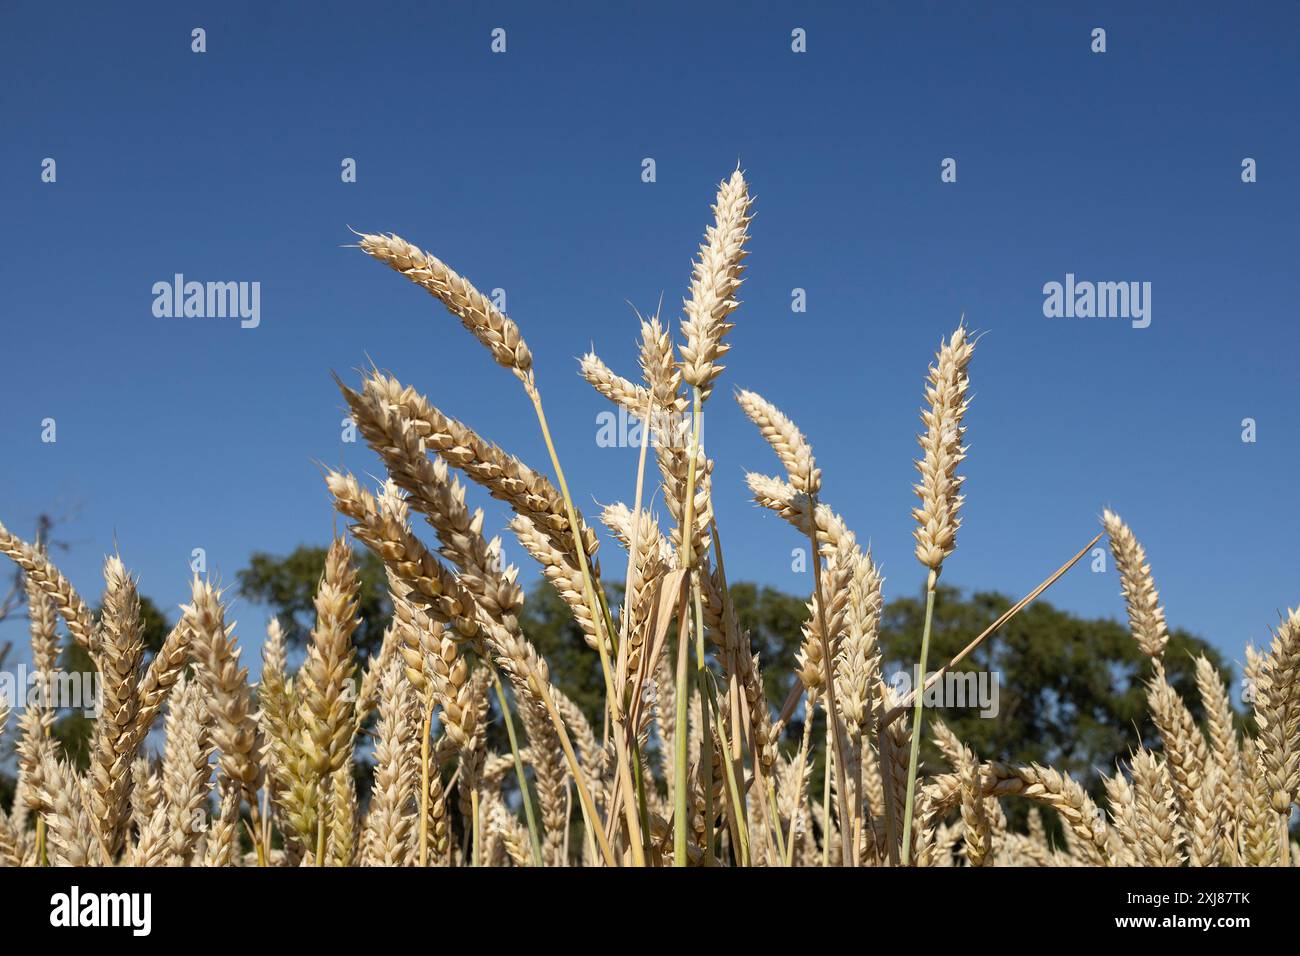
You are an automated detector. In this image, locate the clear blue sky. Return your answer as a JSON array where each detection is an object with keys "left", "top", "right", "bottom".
[{"left": 2, "top": 1, "right": 1297, "bottom": 681}]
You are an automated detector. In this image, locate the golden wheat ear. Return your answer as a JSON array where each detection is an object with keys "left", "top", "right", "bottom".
[
  {"left": 1101, "top": 509, "right": 1170, "bottom": 662},
  {"left": 679, "top": 168, "right": 754, "bottom": 403},
  {"left": 355, "top": 231, "right": 535, "bottom": 391}
]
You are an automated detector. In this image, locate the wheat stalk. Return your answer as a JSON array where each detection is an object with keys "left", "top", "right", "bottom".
[{"left": 901, "top": 323, "right": 974, "bottom": 865}]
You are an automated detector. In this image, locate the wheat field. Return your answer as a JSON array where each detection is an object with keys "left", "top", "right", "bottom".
[{"left": 0, "top": 168, "right": 1296, "bottom": 868}]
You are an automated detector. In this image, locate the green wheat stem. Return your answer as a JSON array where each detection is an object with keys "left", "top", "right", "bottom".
[
  {"left": 766, "top": 778, "right": 787, "bottom": 865},
  {"left": 821, "top": 736, "right": 833, "bottom": 866},
  {"left": 491, "top": 669, "right": 544, "bottom": 867},
  {"left": 529, "top": 391, "right": 644, "bottom": 865},
  {"left": 900, "top": 573, "right": 938, "bottom": 865},
  {"left": 315, "top": 803, "right": 327, "bottom": 867},
  {"left": 673, "top": 385, "right": 705, "bottom": 865},
  {"left": 418, "top": 694, "right": 434, "bottom": 867},
  {"left": 703, "top": 670, "right": 749, "bottom": 865},
  {"left": 470, "top": 787, "right": 481, "bottom": 867}
]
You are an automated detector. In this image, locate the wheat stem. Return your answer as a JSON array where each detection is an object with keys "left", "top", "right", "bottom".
[
  {"left": 672, "top": 589, "right": 692, "bottom": 865},
  {"left": 621, "top": 391, "right": 657, "bottom": 860},
  {"left": 672, "top": 384, "right": 708, "bottom": 865},
  {"left": 315, "top": 807, "right": 327, "bottom": 866},
  {"left": 470, "top": 787, "right": 481, "bottom": 867},
  {"left": 687, "top": 389, "right": 716, "bottom": 863},
  {"left": 418, "top": 695, "right": 434, "bottom": 867},
  {"left": 491, "top": 670, "right": 544, "bottom": 867},
  {"left": 821, "top": 737, "right": 833, "bottom": 866},
  {"left": 703, "top": 673, "right": 749, "bottom": 865},
  {"left": 534, "top": 677, "right": 617, "bottom": 866},
  {"left": 529, "top": 392, "right": 644, "bottom": 864},
  {"left": 805, "top": 494, "right": 855, "bottom": 866},
  {"left": 900, "top": 573, "right": 937, "bottom": 865}
]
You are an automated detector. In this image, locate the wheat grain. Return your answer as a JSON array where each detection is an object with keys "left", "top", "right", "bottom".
[
  {"left": 161, "top": 673, "right": 213, "bottom": 866},
  {"left": 327, "top": 762, "right": 358, "bottom": 866},
  {"left": 299, "top": 537, "right": 361, "bottom": 779},
  {"left": 1101, "top": 510, "right": 1169, "bottom": 662},
  {"left": 1103, "top": 771, "right": 1143, "bottom": 866},
  {"left": 184, "top": 578, "right": 264, "bottom": 811},
  {"left": 129, "top": 799, "right": 170, "bottom": 868},
  {"left": 837, "top": 549, "right": 883, "bottom": 736},
  {"left": 259, "top": 619, "right": 318, "bottom": 849},
  {"left": 510, "top": 514, "right": 604, "bottom": 652},
  {"left": 131, "top": 619, "right": 192, "bottom": 752},
  {"left": 1129, "top": 748, "right": 1184, "bottom": 866},
  {"left": 1195, "top": 654, "right": 1243, "bottom": 853},
  {"left": 581, "top": 351, "right": 652, "bottom": 414},
  {"left": 735, "top": 389, "right": 821, "bottom": 495},
  {"left": 344, "top": 372, "right": 601, "bottom": 569},
  {"left": 0, "top": 521, "right": 98, "bottom": 657},
  {"left": 129, "top": 756, "right": 162, "bottom": 841},
  {"left": 357, "top": 231, "right": 535, "bottom": 393},
  {"left": 34, "top": 752, "right": 96, "bottom": 866},
  {"left": 1254, "top": 606, "right": 1300, "bottom": 814},
  {"left": 204, "top": 784, "right": 241, "bottom": 867},
  {"left": 956, "top": 744, "right": 992, "bottom": 867},
  {"left": 1239, "top": 735, "right": 1282, "bottom": 865},
  {"left": 362, "top": 655, "right": 418, "bottom": 866},
  {"left": 1146, "top": 669, "right": 1215, "bottom": 862},
  {"left": 2, "top": 166, "right": 1294, "bottom": 871},
  {"left": 912, "top": 325, "right": 973, "bottom": 573},
  {"left": 353, "top": 620, "right": 398, "bottom": 733},
  {"left": 25, "top": 571, "right": 59, "bottom": 711},
  {"left": 0, "top": 807, "right": 22, "bottom": 868},
  {"left": 678, "top": 168, "right": 753, "bottom": 402},
  {"left": 85, "top": 556, "right": 146, "bottom": 857}
]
